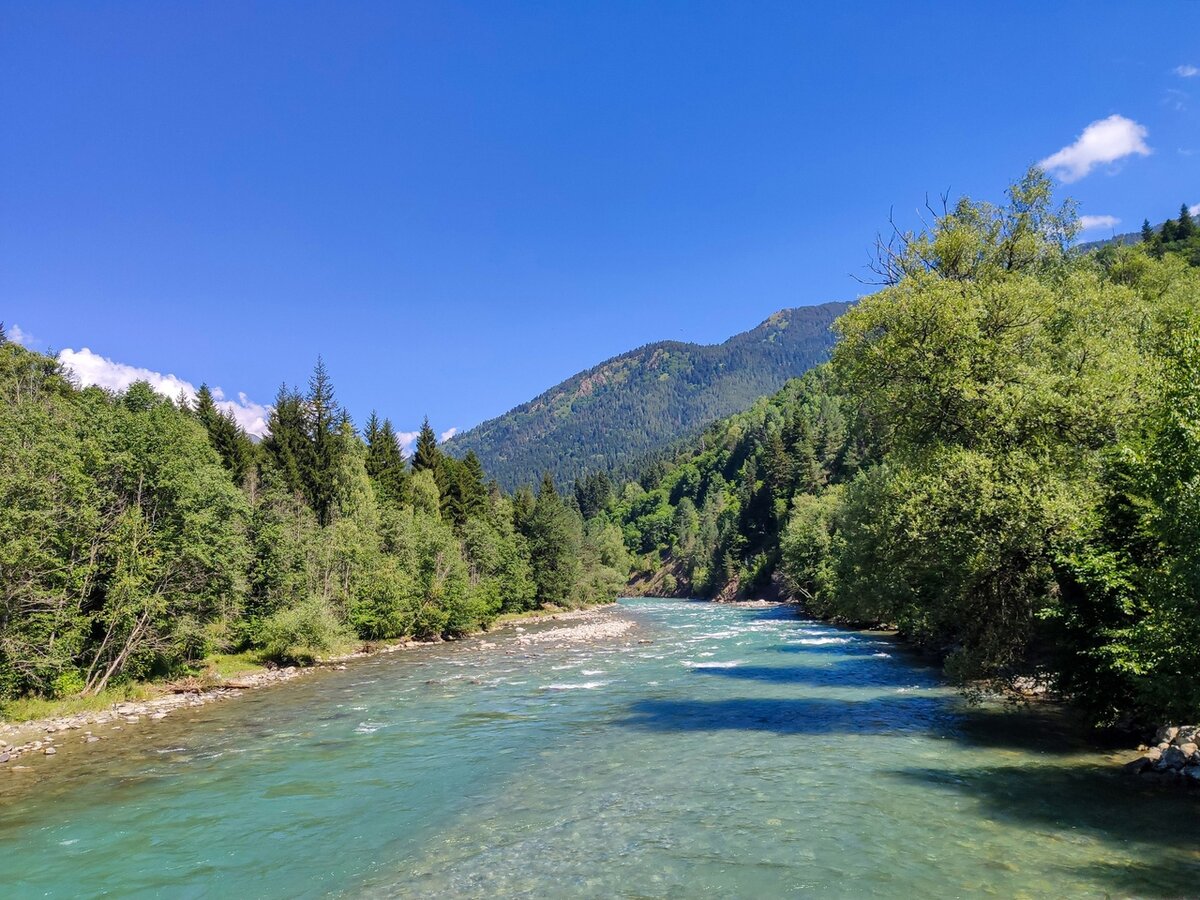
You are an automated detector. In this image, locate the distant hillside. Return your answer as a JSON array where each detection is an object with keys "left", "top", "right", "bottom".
[{"left": 445, "top": 301, "right": 850, "bottom": 489}]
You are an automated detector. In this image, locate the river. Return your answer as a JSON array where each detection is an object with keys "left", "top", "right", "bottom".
[{"left": 2, "top": 598, "right": 1198, "bottom": 897}]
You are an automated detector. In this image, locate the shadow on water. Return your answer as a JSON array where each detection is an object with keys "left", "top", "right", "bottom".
[
  {"left": 892, "top": 764, "right": 1200, "bottom": 894},
  {"left": 689, "top": 666, "right": 1105, "bottom": 758},
  {"left": 689, "top": 663, "right": 930, "bottom": 690},
  {"left": 775, "top": 643, "right": 894, "bottom": 658},
  {"left": 621, "top": 696, "right": 948, "bottom": 735}
]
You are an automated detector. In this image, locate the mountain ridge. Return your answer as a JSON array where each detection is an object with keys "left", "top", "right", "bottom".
[{"left": 444, "top": 301, "right": 851, "bottom": 489}]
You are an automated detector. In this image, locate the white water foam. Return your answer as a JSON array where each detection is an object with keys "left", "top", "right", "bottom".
[{"left": 538, "top": 681, "right": 609, "bottom": 691}]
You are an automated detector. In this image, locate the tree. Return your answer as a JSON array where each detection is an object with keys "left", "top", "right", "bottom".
[
  {"left": 305, "top": 357, "right": 343, "bottom": 526},
  {"left": 365, "top": 412, "right": 409, "bottom": 506},
  {"left": 193, "top": 384, "right": 255, "bottom": 484},
  {"left": 411, "top": 417, "right": 445, "bottom": 497},
  {"left": 526, "top": 473, "right": 580, "bottom": 607},
  {"left": 262, "top": 384, "right": 311, "bottom": 498},
  {"left": 1178, "top": 202, "right": 1195, "bottom": 240}
]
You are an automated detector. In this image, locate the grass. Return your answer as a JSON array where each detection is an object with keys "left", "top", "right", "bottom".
[
  {"left": 0, "top": 651, "right": 277, "bottom": 726},
  {"left": 201, "top": 650, "right": 269, "bottom": 680},
  {"left": 0, "top": 681, "right": 158, "bottom": 725}
]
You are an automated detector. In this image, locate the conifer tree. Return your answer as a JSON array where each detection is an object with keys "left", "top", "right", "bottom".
[
  {"left": 364, "top": 411, "right": 409, "bottom": 505},
  {"left": 1178, "top": 203, "right": 1195, "bottom": 239},
  {"left": 411, "top": 417, "right": 448, "bottom": 503},
  {"left": 306, "top": 357, "right": 342, "bottom": 525},
  {"left": 527, "top": 473, "right": 579, "bottom": 606},
  {"left": 263, "top": 384, "right": 312, "bottom": 498},
  {"left": 193, "top": 384, "right": 255, "bottom": 483}
]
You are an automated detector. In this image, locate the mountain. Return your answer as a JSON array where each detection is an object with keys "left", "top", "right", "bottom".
[{"left": 444, "top": 301, "right": 851, "bottom": 489}]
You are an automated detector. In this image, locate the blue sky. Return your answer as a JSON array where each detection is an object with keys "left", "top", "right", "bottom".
[{"left": 2, "top": 2, "right": 1197, "bottom": 443}]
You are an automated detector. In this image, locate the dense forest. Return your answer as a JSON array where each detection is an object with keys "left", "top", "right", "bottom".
[
  {"left": 607, "top": 174, "right": 1200, "bottom": 727},
  {"left": 444, "top": 302, "right": 849, "bottom": 489},
  {"left": 0, "top": 352, "right": 628, "bottom": 703}
]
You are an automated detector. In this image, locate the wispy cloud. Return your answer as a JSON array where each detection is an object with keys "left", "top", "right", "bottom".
[
  {"left": 396, "top": 430, "right": 419, "bottom": 456},
  {"left": 1163, "top": 88, "right": 1189, "bottom": 112},
  {"left": 6, "top": 323, "right": 43, "bottom": 349},
  {"left": 57, "top": 347, "right": 270, "bottom": 437},
  {"left": 1191, "top": 203, "right": 1200, "bottom": 217},
  {"left": 1039, "top": 115, "right": 1151, "bottom": 182},
  {"left": 1078, "top": 214, "right": 1120, "bottom": 231},
  {"left": 439, "top": 427, "right": 459, "bottom": 443},
  {"left": 1176, "top": 64, "right": 1199, "bottom": 78}
]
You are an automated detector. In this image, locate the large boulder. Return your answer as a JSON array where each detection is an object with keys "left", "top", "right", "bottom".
[
  {"left": 1156, "top": 725, "right": 1181, "bottom": 745},
  {"left": 1156, "top": 746, "right": 1190, "bottom": 771}
]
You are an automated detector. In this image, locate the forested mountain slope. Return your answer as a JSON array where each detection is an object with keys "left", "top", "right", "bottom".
[{"left": 444, "top": 301, "right": 850, "bottom": 489}]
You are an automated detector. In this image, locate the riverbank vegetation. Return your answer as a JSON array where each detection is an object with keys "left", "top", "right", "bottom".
[
  {"left": 0, "top": 350, "right": 628, "bottom": 708},
  {"left": 609, "top": 172, "right": 1200, "bottom": 727}
]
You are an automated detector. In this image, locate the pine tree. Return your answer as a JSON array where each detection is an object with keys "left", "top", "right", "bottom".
[
  {"left": 262, "top": 384, "right": 312, "bottom": 498},
  {"left": 411, "top": 417, "right": 444, "bottom": 497},
  {"left": 306, "top": 357, "right": 342, "bottom": 525},
  {"left": 527, "top": 473, "right": 579, "bottom": 606},
  {"left": 1178, "top": 203, "right": 1195, "bottom": 240},
  {"left": 364, "top": 411, "right": 409, "bottom": 505},
  {"left": 459, "top": 451, "right": 488, "bottom": 518},
  {"left": 1141, "top": 219, "right": 1155, "bottom": 244},
  {"left": 192, "top": 384, "right": 254, "bottom": 483}
]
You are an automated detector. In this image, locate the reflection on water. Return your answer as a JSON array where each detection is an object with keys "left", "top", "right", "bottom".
[{"left": 2, "top": 599, "right": 1198, "bottom": 898}]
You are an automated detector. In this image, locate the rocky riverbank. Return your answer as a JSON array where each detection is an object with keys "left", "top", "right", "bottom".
[
  {"left": 1, "top": 604, "right": 617, "bottom": 771},
  {"left": 1122, "top": 725, "right": 1200, "bottom": 783}
]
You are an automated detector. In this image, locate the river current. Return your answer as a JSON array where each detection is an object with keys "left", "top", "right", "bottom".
[{"left": 2, "top": 598, "right": 1198, "bottom": 897}]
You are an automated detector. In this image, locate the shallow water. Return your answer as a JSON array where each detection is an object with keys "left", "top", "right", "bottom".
[{"left": 2, "top": 599, "right": 1198, "bottom": 897}]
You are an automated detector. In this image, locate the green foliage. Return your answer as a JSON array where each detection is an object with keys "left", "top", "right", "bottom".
[
  {"left": 259, "top": 598, "right": 351, "bottom": 665},
  {"left": 0, "top": 349, "right": 624, "bottom": 705},
  {"left": 613, "top": 172, "right": 1200, "bottom": 725}
]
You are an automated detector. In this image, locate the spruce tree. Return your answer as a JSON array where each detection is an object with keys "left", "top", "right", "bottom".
[
  {"left": 527, "top": 472, "right": 578, "bottom": 606},
  {"left": 263, "top": 384, "right": 312, "bottom": 498},
  {"left": 459, "top": 451, "right": 488, "bottom": 518},
  {"left": 364, "top": 411, "right": 409, "bottom": 505},
  {"left": 411, "top": 417, "right": 443, "bottom": 487},
  {"left": 306, "top": 357, "right": 342, "bottom": 525},
  {"left": 1178, "top": 203, "right": 1195, "bottom": 239}
]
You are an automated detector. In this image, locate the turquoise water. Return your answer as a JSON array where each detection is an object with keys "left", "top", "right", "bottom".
[{"left": 2, "top": 598, "right": 1198, "bottom": 897}]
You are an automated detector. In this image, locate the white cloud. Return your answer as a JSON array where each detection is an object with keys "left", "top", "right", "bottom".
[
  {"left": 1176, "top": 64, "right": 1199, "bottom": 78},
  {"left": 396, "top": 430, "right": 419, "bottom": 456},
  {"left": 1039, "top": 115, "right": 1151, "bottom": 182},
  {"left": 1078, "top": 214, "right": 1121, "bottom": 231},
  {"left": 439, "top": 427, "right": 459, "bottom": 443},
  {"left": 57, "top": 347, "right": 270, "bottom": 437},
  {"left": 1190, "top": 203, "right": 1200, "bottom": 217},
  {"left": 7, "top": 323, "right": 39, "bottom": 348}
]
